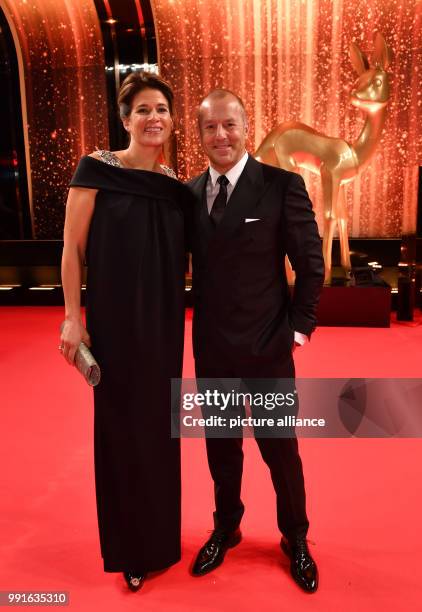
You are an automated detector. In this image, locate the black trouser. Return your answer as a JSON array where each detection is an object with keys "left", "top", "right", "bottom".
[{"left": 195, "top": 352, "right": 309, "bottom": 542}]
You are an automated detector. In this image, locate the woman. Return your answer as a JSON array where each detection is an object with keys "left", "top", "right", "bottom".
[{"left": 60, "top": 71, "right": 191, "bottom": 591}]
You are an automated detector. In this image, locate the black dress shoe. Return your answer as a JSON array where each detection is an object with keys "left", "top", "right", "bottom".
[
  {"left": 191, "top": 528, "right": 242, "bottom": 576},
  {"left": 281, "top": 537, "right": 318, "bottom": 593},
  {"left": 123, "top": 572, "right": 146, "bottom": 592}
]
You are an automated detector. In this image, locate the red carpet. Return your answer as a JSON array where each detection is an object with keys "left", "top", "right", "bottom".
[{"left": 1, "top": 307, "right": 422, "bottom": 611}]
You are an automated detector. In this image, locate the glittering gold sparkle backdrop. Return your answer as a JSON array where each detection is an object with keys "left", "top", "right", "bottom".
[
  {"left": 1, "top": 0, "right": 108, "bottom": 238},
  {"left": 153, "top": 0, "right": 422, "bottom": 237}
]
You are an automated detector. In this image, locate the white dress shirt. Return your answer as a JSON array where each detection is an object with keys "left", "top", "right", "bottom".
[
  {"left": 206, "top": 152, "right": 307, "bottom": 348},
  {"left": 206, "top": 152, "right": 249, "bottom": 213}
]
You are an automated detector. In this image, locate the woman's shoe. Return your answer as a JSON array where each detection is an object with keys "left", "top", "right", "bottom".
[{"left": 123, "top": 572, "right": 146, "bottom": 592}]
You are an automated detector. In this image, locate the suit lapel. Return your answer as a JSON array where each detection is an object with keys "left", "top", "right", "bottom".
[
  {"left": 213, "top": 155, "right": 269, "bottom": 241},
  {"left": 193, "top": 157, "right": 270, "bottom": 256}
]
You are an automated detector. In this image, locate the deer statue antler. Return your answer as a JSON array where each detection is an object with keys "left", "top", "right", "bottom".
[{"left": 255, "top": 32, "right": 392, "bottom": 282}]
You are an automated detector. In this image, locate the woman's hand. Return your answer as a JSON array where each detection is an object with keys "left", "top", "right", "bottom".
[{"left": 60, "top": 319, "right": 91, "bottom": 365}]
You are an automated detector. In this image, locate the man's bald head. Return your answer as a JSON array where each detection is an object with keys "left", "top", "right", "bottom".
[
  {"left": 197, "top": 88, "right": 248, "bottom": 174},
  {"left": 198, "top": 89, "right": 248, "bottom": 130}
]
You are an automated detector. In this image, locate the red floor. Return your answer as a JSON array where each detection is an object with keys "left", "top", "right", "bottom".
[{"left": 1, "top": 307, "right": 422, "bottom": 611}]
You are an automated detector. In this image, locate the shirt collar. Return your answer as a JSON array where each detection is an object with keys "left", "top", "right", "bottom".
[{"left": 209, "top": 151, "right": 249, "bottom": 188}]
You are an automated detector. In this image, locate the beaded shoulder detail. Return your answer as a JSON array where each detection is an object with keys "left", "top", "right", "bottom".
[
  {"left": 95, "top": 150, "right": 177, "bottom": 178},
  {"left": 96, "top": 150, "right": 124, "bottom": 167},
  {"left": 160, "top": 165, "right": 177, "bottom": 179}
]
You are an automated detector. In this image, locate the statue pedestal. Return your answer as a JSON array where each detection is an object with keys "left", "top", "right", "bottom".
[{"left": 316, "top": 282, "right": 392, "bottom": 327}]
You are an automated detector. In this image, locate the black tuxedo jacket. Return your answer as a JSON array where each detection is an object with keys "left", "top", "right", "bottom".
[{"left": 188, "top": 155, "right": 324, "bottom": 364}]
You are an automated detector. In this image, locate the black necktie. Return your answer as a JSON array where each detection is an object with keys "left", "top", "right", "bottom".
[{"left": 210, "top": 175, "right": 229, "bottom": 226}]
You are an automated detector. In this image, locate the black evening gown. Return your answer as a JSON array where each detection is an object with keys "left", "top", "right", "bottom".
[{"left": 70, "top": 156, "right": 190, "bottom": 572}]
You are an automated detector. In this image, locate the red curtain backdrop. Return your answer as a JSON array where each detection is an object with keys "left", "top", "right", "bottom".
[
  {"left": 1, "top": 0, "right": 108, "bottom": 237},
  {"left": 152, "top": 0, "right": 422, "bottom": 238}
]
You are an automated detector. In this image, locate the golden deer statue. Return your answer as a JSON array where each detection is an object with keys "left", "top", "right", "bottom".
[{"left": 255, "top": 32, "right": 392, "bottom": 282}]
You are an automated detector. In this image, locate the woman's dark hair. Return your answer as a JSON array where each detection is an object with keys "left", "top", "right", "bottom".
[{"left": 117, "top": 71, "right": 174, "bottom": 119}]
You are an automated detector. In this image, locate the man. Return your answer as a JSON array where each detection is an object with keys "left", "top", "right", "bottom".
[{"left": 188, "top": 89, "right": 324, "bottom": 593}]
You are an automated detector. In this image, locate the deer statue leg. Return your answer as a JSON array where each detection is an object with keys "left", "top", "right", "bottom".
[
  {"left": 285, "top": 255, "right": 295, "bottom": 285},
  {"left": 321, "top": 168, "right": 340, "bottom": 283},
  {"left": 337, "top": 185, "right": 352, "bottom": 276}
]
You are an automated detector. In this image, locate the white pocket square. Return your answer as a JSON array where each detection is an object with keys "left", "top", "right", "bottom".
[{"left": 245, "top": 218, "right": 261, "bottom": 223}]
